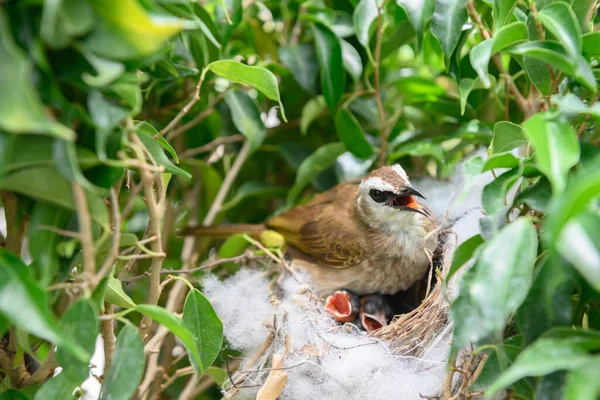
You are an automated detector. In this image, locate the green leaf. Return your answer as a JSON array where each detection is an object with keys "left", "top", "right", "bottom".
[
  {"left": 312, "top": 22, "right": 345, "bottom": 111},
  {"left": 80, "top": 46, "right": 125, "bottom": 87},
  {"left": 563, "top": 357, "right": 600, "bottom": 400},
  {"left": 0, "top": 10, "right": 74, "bottom": 140},
  {"left": 544, "top": 165, "right": 600, "bottom": 245},
  {"left": 493, "top": 0, "right": 518, "bottom": 30},
  {"left": 482, "top": 165, "right": 523, "bottom": 215},
  {"left": 459, "top": 77, "right": 493, "bottom": 115},
  {"left": 470, "top": 22, "right": 528, "bottom": 87},
  {"left": 56, "top": 300, "right": 99, "bottom": 383},
  {"left": 156, "top": 136, "right": 179, "bottom": 164},
  {"left": 278, "top": 44, "right": 319, "bottom": 94},
  {"left": 287, "top": 142, "right": 346, "bottom": 205},
  {"left": 396, "top": 0, "right": 435, "bottom": 45},
  {"left": 206, "top": 60, "right": 287, "bottom": 121},
  {"left": 516, "top": 177, "right": 552, "bottom": 212},
  {"left": 224, "top": 89, "right": 266, "bottom": 153},
  {"left": 182, "top": 289, "right": 224, "bottom": 373},
  {"left": 85, "top": 0, "right": 184, "bottom": 60},
  {"left": 219, "top": 234, "right": 251, "bottom": 259},
  {"left": 390, "top": 141, "right": 445, "bottom": 162},
  {"left": 431, "top": 0, "right": 468, "bottom": 58},
  {"left": 516, "top": 254, "right": 574, "bottom": 344},
  {"left": 340, "top": 39, "right": 363, "bottom": 81},
  {"left": 221, "top": 182, "right": 286, "bottom": 211},
  {"left": 538, "top": 1, "right": 582, "bottom": 61},
  {"left": 100, "top": 325, "right": 144, "bottom": 400},
  {"left": 334, "top": 107, "right": 373, "bottom": 160},
  {"left": 53, "top": 139, "right": 108, "bottom": 195},
  {"left": 451, "top": 218, "right": 538, "bottom": 351},
  {"left": 522, "top": 113, "right": 580, "bottom": 193},
  {"left": 556, "top": 212, "right": 600, "bottom": 291},
  {"left": 491, "top": 121, "right": 527, "bottom": 154},
  {"left": 136, "top": 122, "right": 191, "bottom": 178},
  {"left": 487, "top": 335, "right": 599, "bottom": 396},
  {"left": 353, "top": 0, "right": 379, "bottom": 48},
  {"left": 300, "top": 96, "right": 326, "bottom": 135},
  {"left": 0, "top": 250, "right": 89, "bottom": 363},
  {"left": 553, "top": 93, "right": 600, "bottom": 120},
  {"left": 27, "top": 203, "right": 71, "bottom": 286},
  {"left": 483, "top": 152, "right": 520, "bottom": 171},
  {"left": 105, "top": 276, "right": 136, "bottom": 309},
  {"left": 35, "top": 373, "right": 79, "bottom": 400},
  {"left": 0, "top": 390, "right": 29, "bottom": 400},
  {"left": 445, "top": 234, "right": 484, "bottom": 285},
  {"left": 132, "top": 304, "right": 203, "bottom": 373},
  {"left": 216, "top": 0, "right": 242, "bottom": 44},
  {"left": 508, "top": 41, "right": 597, "bottom": 93},
  {"left": 88, "top": 92, "right": 128, "bottom": 161},
  {"left": 571, "top": 0, "right": 597, "bottom": 33},
  {"left": 582, "top": 32, "right": 600, "bottom": 57}
]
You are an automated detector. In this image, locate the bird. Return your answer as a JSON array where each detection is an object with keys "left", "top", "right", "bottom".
[
  {"left": 359, "top": 294, "right": 395, "bottom": 332},
  {"left": 182, "top": 164, "right": 439, "bottom": 296},
  {"left": 324, "top": 289, "right": 361, "bottom": 323}
]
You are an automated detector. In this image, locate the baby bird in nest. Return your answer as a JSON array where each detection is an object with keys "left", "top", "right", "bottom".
[
  {"left": 183, "top": 164, "right": 438, "bottom": 297},
  {"left": 325, "top": 290, "right": 394, "bottom": 332}
]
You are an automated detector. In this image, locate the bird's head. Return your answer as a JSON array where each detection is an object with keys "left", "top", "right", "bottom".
[{"left": 356, "top": 164, "right": 433, "bottom": 232}]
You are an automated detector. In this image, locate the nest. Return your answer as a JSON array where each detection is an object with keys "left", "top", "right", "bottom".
[{"left": 213, "top": 226, "right": 487, "bottom": 400}]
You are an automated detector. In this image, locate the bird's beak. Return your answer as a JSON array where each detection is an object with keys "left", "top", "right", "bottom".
[
  {"left": 388, "top": 185, "right": 434, "bottom": 220},
  {"left": 360, "top": 310, "right": 388, "bottom": 332}
]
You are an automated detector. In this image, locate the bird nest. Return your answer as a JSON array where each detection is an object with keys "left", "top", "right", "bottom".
[{"left": 211, "top": 227, "right": 485, "bottom": 399}]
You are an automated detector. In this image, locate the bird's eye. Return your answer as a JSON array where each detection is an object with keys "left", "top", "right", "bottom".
[{"left": 369, "top": 189, "right": 386, "bottom": 203}]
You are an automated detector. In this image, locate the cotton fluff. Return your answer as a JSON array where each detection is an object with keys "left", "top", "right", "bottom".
[
  {"left": 204, "top": 154, "right": 492, "bottom": 399},
  {"left": 203, "top": 268, "right": 274, "bottom": 352}
]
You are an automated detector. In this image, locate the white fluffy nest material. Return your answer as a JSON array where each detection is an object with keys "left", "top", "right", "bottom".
[{"left": 202, "top": 157, "right": 493, "bottom": 400}]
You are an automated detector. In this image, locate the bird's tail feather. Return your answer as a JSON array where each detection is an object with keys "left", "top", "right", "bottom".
[{"left": 178, "top": 224, "right": 266, "bottom": 238}]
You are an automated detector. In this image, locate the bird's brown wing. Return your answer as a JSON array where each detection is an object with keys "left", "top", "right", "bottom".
[{"left": 266, "top": 184, "right": 364, "bottom": 268}]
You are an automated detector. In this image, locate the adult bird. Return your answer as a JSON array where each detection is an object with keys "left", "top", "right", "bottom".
[{"left": 182, "top": 164, "right": 439, "bottom": 296}]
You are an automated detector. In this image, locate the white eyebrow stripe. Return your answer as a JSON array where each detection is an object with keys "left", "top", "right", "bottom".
[
  {"left": 392, "top": 164, "right": 410, "bottom": 183},
  {"left": 360, "top": 177, "right": 396, "bottom": 192}
]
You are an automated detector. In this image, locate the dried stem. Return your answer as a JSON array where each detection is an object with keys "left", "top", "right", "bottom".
[
  {"left": 374, "top": 2, "right": 388, "bottom": 167},
  {"left": 204, "top": 140, "right": 252, "bottom": 224},
  {"left": 467, "top": 1, "right": 532, "bottom": 118},
  {"left": 167, "top": 92, "right": 225, "bottom": 141},
  {"left": 72, "top": 183, "right": 96, "bottom": 279},
  {"left": 179, "top": 134, "right": 244, "bottom": 159},
  {"left": 130, "top": 134, "right": 166, "bottom": 337},
  {"left": 157, "top": 72, "right": 206, "bottom": 138},
  {"left": 94, "top": 188, "right": 121, "bottom": 287},
  {"left": 123, "top": 252, "right": 263, "bottom": 284},
  {"left": 0, "top": 191, "right": 26, "bottom": 254},
  {"left": 101, "top": 302, "right": 116, "bottom": 372}
]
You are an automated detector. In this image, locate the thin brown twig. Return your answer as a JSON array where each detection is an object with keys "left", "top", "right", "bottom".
[
  {"left": 123, "top": 252, "right": 263, "bottom": 284},
  {"left": 101, "top": 302, "right": 116, "bottom": 372},
  {"left": 36, "top": 225, "right": 80, "bottom": 238},
  {"left": 179, "top": 134, "right": 245, "bottom": 159},
  {"left": 374, "top": 1, "right": 388, "bottom": 167},
  {"left": 72, "top": 182, "right": 95, "bottom": 279},
  {"left": 157, "top": 73, "right": 206, "bottom": 138},
  {"left": 167, "top": 92, "right": 226, "bottom": 141},
  {"left": 130, "top": 134, "right": 166, "bottom": 337},
  {"left": 204, "top": 140, "right": 253, "bottom": 224},
  {"left": 95, "top": 188, "right": 121, "bottom": 286}
]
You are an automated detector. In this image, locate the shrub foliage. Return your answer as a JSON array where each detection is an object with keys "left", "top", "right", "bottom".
[{"left": 0, "top": 0, "right": 599, "bottom": 398}]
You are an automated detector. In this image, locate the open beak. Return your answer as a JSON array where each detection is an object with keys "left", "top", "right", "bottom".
[
  {"left": 325, "top": 291, "right": 359, "bottom": 323},
  {"left": 387, "top": 185, "right": 433, "bottom": 220},
  {"left": 360, "top": 310, "right": 388, "bottom": 332}
]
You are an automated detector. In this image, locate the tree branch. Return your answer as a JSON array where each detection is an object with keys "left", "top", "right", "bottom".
[{"left": 72, "top": 183, "right": 95, "bottom": 280}]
